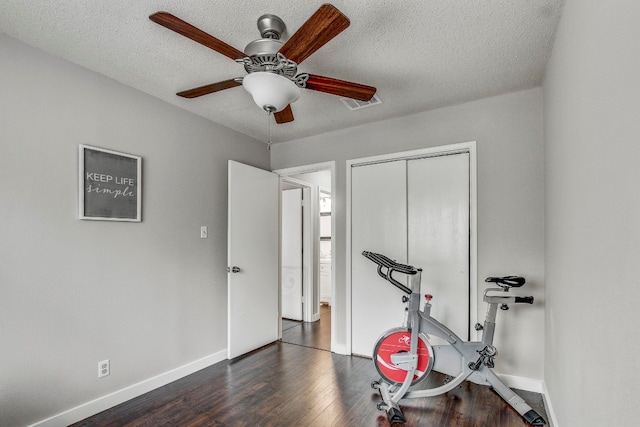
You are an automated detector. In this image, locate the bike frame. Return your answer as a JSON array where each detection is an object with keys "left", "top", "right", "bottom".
[{"left": 377, "top": 268, "right": 538, "bottom": 421}]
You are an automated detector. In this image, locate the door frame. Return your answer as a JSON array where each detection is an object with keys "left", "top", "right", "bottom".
[
  {"left": 279, "top": 178, "right": 312, "bottom": 324},
  {"left": 274, "top": 161, "right": 336, "bottom": 352},
  {"left": 346, "top": 141, "right": 478, "bottom": 355}
]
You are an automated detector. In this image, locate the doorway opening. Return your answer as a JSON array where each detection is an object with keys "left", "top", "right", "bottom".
[{"left": 276, "top": 162, "right": 334, "bottom": 352}]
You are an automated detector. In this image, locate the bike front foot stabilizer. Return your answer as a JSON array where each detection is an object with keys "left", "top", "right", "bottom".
[
  {"left": 376, "top": 382, "right": 406, "bottom": 425},
  {"left": 523, "top": 409, "right": 546, "bottom": 426}
]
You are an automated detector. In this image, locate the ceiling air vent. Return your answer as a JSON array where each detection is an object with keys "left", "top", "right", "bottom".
[{"left": 339, "top": 93, "right": 382, "bottom": 111}]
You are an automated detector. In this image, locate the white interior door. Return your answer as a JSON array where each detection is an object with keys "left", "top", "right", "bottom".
[
  {"left": 281, "top": 188, "right": 303, "bottom": 321},
  {"left": 227, "top": 160, "right": 279, "bottom": 359},
  {"left": 408, "top": 154, "right": 470, "bottom": 340},
  {"left": 351, "top": 161, "right": 408, "bottom": 356}
]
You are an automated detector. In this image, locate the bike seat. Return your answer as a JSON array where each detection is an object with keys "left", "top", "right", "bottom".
[{"left": 485, "top": 276, "right": 525, "bottom": 287}]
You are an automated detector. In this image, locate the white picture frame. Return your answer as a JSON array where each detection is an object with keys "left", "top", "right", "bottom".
[{"left": 79, "top": 145, "right": 142, "bottom": 221}]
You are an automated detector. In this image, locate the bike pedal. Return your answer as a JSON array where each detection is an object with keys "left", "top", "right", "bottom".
[{"left": 376, "top": 401, "right": 388, "bottom": 411}]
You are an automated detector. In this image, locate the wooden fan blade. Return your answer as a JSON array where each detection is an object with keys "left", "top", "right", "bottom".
[
  {"left": 274, "top": 105, "right": 294, "bottom": 124},
  {"left": 150, "top": 12, "right": 246, "bottom": 60},
  {"left": 304, "top": 74, "right": 376, "bottom": 101},
  {"left": 278, "top": 4, "right": 350, "bottom": 65},
  {"left": 177, "top": 79, "right": 242, "bottom": 98}
]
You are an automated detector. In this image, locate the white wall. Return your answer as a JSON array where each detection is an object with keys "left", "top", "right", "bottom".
[
  {"left": 543, "top": 1, "right": 640, "bottom": 425},
  {"left": 0, "top": 35, "right": 268, "bottom": 426},
  {"left": 291, "top": 171, "right": 331, "bottom": 190},
  {"left": 271, "top": 87, "right": 545, "bottom": 381}
]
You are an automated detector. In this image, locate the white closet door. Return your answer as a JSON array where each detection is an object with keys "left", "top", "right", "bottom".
[
  {"left": 408, "top": 153, "right": 470, "bottom": 340},
  {"left": 351, "top": 161, "right": 408, "bottom": 357}
]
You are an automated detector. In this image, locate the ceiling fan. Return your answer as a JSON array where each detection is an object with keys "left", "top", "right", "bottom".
[{"left": 149, "top": 3, "right": 377, "bottom": 124}]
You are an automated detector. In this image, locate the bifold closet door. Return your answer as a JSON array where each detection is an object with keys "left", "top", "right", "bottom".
[
  {"left": 350, "top": 152, "right": 471, "bottom": 357},
  {"left": 351, "top": 160, "right": 407, "bottom": 357},
  {"left": 407, "top": 153, "right": 470, "bottom": 340}
]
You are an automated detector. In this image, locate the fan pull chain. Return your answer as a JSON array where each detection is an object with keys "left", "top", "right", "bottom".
[{"left": 267, "top": 111, "right": 273, "bottom": 150}]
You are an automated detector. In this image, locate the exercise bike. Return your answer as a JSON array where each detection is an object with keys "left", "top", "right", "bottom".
[{"left": 363, "top": 251, "right": 546, "bottom": 426}]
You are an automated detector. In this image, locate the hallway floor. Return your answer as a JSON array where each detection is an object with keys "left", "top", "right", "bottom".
[{"left": 281, "top": 303, "right": 331, "bottom": 351}]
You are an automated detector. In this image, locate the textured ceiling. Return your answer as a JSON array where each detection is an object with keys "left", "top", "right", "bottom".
[{"left": 0, "top": 0, "right": 564, "bottom": 144}]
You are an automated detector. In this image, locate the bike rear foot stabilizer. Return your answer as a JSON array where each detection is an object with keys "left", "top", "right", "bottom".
[{"left": 523, "top": 409, "right": 546, "bottom": 426}]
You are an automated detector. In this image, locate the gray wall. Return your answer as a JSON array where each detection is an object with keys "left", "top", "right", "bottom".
[
  {"left": 0, "top": 35, "right": 268, "bottom": 426},
  {"left": 271, "top": 87, "right": 545, "bottom": 381},
  {"left": 543, "top": 0, "right": 640, "bottom": 425}
]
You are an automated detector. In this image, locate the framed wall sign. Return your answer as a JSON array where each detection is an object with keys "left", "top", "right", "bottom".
[{"left": 79, "top": 145, "right": 142, "bottom": 221}]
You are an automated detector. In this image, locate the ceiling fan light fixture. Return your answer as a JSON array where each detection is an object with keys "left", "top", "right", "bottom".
[{"left": 242, "top": 72, "right": 300, "bottom": 113}]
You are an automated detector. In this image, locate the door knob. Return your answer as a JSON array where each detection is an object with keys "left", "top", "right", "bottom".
[{"left": 227, "top": 266, "right": 241, "bottom": 273}]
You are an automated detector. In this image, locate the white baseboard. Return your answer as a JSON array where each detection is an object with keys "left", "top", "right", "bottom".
[
  {"left": 541, "top": 381, "right": 559, "bottom": 427},
  {"left": 497, "top": 374, "right": 558, "bottom": 427},
  {"left": 332, "top": 342, "right": 348, "bottom": 355},
  {"left": 30, "top": 350, "right": 227, "bottom": 427},
  {"left": 496, "top": 372, "right": 544, "bottom": 393}
]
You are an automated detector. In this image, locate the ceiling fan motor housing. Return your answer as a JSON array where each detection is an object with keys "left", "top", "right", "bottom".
[
  {"left": 244, "top": 38, "right": 283, "bottom": 57},
  {"left": 256, "top": 14, "right": 285, "bottom": 40},
  {"left": 242, "top": 14, "right": 298, "bottom": 79}
]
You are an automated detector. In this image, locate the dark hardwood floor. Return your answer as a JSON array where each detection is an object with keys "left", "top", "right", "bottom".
[{"left": 70, "top": 337, "right": 547, "bottom": 427}]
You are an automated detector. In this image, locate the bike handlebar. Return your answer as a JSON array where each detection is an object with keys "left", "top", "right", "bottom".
[{"left": 362, "top": 251, "right": 415, "bottom": 294}]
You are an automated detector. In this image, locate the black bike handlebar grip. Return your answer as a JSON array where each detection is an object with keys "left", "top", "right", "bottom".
[
  {"left": 367, "top": 252, "right": 412, "bottom": 294},
  {"left": 362, "top": 251, "right": 417, "bottom": 274},
  {"left": 515, "top": 296, "right": 534, "bottom": 304},
  {"left": 389, "top": 275, "right": 412, "bottom": 294},
  {"left": 376, "top": 265, "right": 389, "bottom": 281},
  {"left": 383, "top": 265, "right": 412, "bottom": 294}
]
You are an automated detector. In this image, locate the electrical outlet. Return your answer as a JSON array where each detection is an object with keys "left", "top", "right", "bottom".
[{"left": 98, "top": 359, "right": 110, "bottom": 378}]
